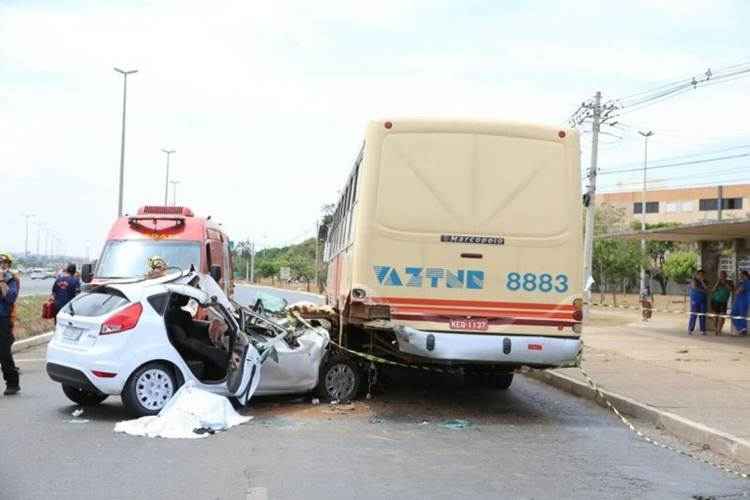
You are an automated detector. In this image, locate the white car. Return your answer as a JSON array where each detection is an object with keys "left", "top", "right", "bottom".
[{"left": 46, "top": 272, "right": 359, "bottom": 416}]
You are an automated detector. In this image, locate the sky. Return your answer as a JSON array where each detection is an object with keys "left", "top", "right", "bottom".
[{"left": 1, "top": 0, "right": 749, "bottom": 258}]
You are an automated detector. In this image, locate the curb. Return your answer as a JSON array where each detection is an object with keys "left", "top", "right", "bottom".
[
  {"left": 526, "top": 369, "right": 750, "bottom": 465},
  {"left": 12, "top": 332, "right": 53, "bottom": 354}
]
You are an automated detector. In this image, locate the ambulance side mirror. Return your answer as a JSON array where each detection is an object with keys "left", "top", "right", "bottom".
[
  {"left": 81, "top": 263, "right": 93, "bottom": 283},
  {"left": 210, "top": 265, "right": 222, "bottom": 283}
]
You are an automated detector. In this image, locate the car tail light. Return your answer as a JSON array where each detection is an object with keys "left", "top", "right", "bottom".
[
  {"left": 100, "top": 303, "right": 143, "bottom": 335},
  {"left": 573, "top": 298, "right": 583, "bottom": 321}
]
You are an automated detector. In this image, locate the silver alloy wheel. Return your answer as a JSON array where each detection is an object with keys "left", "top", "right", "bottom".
[
  {"left": 135, "top": 368, "right": 174, "bottom": 411},
  {"left": 324, "top": 363, "right": 356, "bottom": 401}
]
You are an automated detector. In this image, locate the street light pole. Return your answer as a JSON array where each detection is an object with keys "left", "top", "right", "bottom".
[
  {"left": 22, "top": 213, "right": 34, "bottom": 256},
  {"left": 169, "top": 180, "right": 180, "bottom": 206},
  {"left": 114, "top": 67, "right": 138, "bottom": 217},
  {"left": 161, "top": 149, "right": 176, "bottom": 205},
  {"left": 638, "top": 130, "right": 655, "bottom": 298}
]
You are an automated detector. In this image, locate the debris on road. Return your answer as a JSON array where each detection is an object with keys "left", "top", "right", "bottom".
[
  {"left": 114, "top": 382, "right": 251, "bottom": 439},
  {"left": 441, "top": 419, "right": 472, "bottom": 430}
]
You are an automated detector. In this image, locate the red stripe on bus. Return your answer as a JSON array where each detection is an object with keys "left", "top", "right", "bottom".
[
  {"left": 372, "top": 296, "right": 575, "bottom": 311},
  {"left": 390, "top": 313, "right": 577, "bottom": 328},
  {"left": 390, "top": 305, "right": 574, "bottom": 319}
]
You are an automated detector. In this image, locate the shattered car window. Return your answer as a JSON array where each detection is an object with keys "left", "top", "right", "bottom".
[{"left": 254, "top": 292, "right": 288, "bottom": 314}]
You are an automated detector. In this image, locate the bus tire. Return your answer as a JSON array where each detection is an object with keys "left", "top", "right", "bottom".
[{"left": 494, "top": 372, "right": 514, "bottom": 390}]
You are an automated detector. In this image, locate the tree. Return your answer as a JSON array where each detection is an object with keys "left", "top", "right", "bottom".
[
  {"left": 663, "top": 251, "right": 698, "bottom": 286},
  {"left": 629, "top": 221, "right": 679, "bottom": 295},
  {"left": 591, "top": 204, "right": 643, "bottom": 301}
]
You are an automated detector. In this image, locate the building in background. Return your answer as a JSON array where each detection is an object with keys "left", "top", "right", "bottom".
[{"left": 597, "top": 184, "right": 750, "bottom": 225}]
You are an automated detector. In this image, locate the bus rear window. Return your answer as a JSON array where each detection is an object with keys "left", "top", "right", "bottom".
[{"left": 376, "top": 133, "right": 572, "bottom": 237}]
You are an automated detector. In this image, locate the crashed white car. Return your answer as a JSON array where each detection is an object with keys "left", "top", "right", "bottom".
[{"left": 46, "top": 271, "right": 358, "bottom": 416}]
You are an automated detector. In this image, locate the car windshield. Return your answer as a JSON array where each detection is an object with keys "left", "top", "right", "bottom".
[{"left": 96, "top": 240, "right": 201, "bottom": 279}]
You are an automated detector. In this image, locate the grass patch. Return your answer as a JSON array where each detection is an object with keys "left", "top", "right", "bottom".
[{"left": 13, "top": 295, "right": 54, "bottom": 341}]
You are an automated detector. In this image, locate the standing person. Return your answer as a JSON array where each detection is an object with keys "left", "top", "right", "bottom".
[
  {"left": 688, "top": 269, "right": 708, "bottom": 336},
  {"left": 731, "top": 270, "right": 750, "bottom": 336},
  {"left": 640, "top": 284, "right": 653, "bottom": 321},
  {"left": 711, "top": 271, "right": 733, "bottom": 336},
  {"left": 51, "top": 263, "right": 81, "bottom": 318},
  {"left": 0, "top": 253, "right": 20, "bottom": 395}
]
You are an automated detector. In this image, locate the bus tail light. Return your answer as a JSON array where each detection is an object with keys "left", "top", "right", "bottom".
[
  {"left": 572, "top": 298, "right": 583, "bottom": 321},
  {"left": 101, "top": 303, "right": 143, "bottom": 335}
]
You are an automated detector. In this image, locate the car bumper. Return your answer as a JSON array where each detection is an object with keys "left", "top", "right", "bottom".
[
  {"left": 46, "top": 363, "right": 106, "bottom": 396},
  {"left": 394, "top": 326, "right": 582, "bottom": 367},
  {"left": 46, "top": 339, "right": 128, "bottom": 395}
]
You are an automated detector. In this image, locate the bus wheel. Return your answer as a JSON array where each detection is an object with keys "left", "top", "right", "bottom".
[
  {"left": 493, "top": 372, "right": 514, "bottom": 390},
  {"left": 316, "top": 356, "right": 362, "bottom": 402}
]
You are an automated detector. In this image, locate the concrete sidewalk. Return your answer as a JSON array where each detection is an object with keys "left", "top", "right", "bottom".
[{"left": 552, "top": 309, "right": 750, "bottom": 448}]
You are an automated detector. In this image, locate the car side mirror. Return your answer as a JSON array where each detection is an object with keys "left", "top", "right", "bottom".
[
  {"left": 210, "top": 265, "right": 222, "bottom": 282},
  {"left": 81, "top": 263, "right": 93, "bottom": 283}
]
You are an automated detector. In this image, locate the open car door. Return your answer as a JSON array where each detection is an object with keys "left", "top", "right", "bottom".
[{"left": 225, "top": 328, "right": 262, "bottom": 405}]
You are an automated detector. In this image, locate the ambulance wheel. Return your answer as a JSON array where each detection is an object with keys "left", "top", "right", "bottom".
[
  {"left": 62, "top": 384, "right": 108, "bottom": 406},
  {"left": 316, "top": 356, "right": 362, "bottom": 402}
]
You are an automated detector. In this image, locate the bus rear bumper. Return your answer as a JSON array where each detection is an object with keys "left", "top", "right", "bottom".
[{"left": 394, "top": 326, "right": 582, "bottom": 368}]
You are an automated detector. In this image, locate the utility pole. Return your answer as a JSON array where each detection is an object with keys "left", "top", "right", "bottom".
[
  {"left": 717, "top": 185, "right": 724, "bottom": 221},
  {"left": 250, "top": 241, "right": 255, "bottom": 283},
  {"left": 35, "top": 222, "right": 42, "bottom": 256},
  {"left": 161, "top": 149, "right": 176, "bottom": 205},
  {"left": 314, "top": 221, "right": 319, "bottom": 292},
  {"left": 22, "top": 213, "right": 34, "bottom": 256},
  {"left": 169, "top": 180, "right": 180, "bottom": 206},
  {"left": 581, "top": 91, "right": 602, "bottom": 312},
  {"left": 114, "top": 68, "right": 138, "bottom": 217},
  {"left": 638, "top": 130, "right": 654, "bottom": 298}
]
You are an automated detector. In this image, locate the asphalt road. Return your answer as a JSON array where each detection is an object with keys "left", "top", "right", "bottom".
[
  {"left": 2, "top": 343, "right": 747, "bottom": 500},
  {"left": 17, "top": 276, "right": 55, "bottom": 297},
  {"left": 232, "top": 285, "right": 323, "bottom": 309}
]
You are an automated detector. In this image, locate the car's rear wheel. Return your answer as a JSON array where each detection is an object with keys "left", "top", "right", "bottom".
[
  {"left": 316, "top": 356, "right": 361, "bottom": 402},
  {"left": 61, "top": 384, "right": 108, "bottom": 406},
  {"left": 122, "top": 362, "right": 179, "bottom": 416}
]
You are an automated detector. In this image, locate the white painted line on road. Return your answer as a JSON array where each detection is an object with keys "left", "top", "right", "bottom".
[
  {"left": 15, "top": 358, "right": 46, "bottom": 363},
  {"left": 246, "top": 487, "right": 268, "bottom": 500}
]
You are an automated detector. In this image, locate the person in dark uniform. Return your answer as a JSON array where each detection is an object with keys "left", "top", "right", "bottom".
[
  {"left": 688, "top": 269, "right": 708, "bottom": 336},
  {"left": 0, "top": 253, "right": 20, "bottom": 395},
  {"left": 51, "top": 263, "right": 81, "bottom": 319}
]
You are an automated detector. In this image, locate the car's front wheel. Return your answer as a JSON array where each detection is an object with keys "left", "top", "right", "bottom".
[
  {"left": 316, "top": 356, "right": 362, "bottom": 402},
  {"left": 61, "top": 384, "right": 108, "bottom": 406},
  {"left": 122, "top": 362, "right": 179, "bottom": 417}
]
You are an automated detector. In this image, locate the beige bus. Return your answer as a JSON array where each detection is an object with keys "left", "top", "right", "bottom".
[{"left": 323, "top": 119, "right": 583, "bottom": 389}]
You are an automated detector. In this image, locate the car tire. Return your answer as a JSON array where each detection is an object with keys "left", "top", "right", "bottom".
[
  {"left": 316, "top": 356, "right": 362, "bottom": 402},
  {"left": 61, "top": 384, "right": 108, "bottom": 406},
  {"left": 122, "top": 362, "right": 180, "bottom": 417}
]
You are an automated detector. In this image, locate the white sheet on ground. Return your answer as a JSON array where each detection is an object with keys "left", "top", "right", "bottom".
[{"left": 114, "top": 382, "right": 252, "bottom": 439}]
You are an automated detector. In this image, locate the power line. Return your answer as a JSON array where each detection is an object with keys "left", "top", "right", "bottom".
[
  {"left": 599, "top": 169, "right": 750, "bottom": 190},
  {"left": 598, "top": 152, "right": 750, "bottom": 175}
]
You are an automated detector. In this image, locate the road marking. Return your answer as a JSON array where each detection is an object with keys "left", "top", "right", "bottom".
[
  {"left": 246, "top": 487, "right": 268, "bottom": 500},
  {"left": 15, "top": 358, "right": 46, "bottom": 363}
]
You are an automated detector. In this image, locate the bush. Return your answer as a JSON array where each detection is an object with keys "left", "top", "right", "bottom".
[
  {"left": 663, "top": 251, "right": 699, "bottom": 285},
  {"left": 13, "top": 295, "right": 54, "bottom": 340}
]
